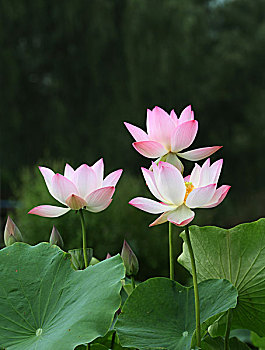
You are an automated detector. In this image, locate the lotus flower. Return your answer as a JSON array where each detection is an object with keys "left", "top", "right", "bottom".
[
  {"left": 29, "top": 159, "right": 123, "bottom": 218},
  {"left": 129, "top": 159, "right": 230, "bottom": 227},
  {"left": 125, "top": 105, "right": 222, "bottom": 172}
]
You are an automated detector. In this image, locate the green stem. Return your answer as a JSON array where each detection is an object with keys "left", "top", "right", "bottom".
[
  {"left": 79, "top": 210, "right": 88, "bottom": 269},
  {"left": 131, "top": 275, "right": 136, "bottom": 289},
  {"left": 110, "top": 331, "right": 116, "bottom": 349},
  {"left": 185, "top": 225, "right": 201, "bottom": 347},
  {"left": 169, "top": 222, "right": 174, "bottom": 280},
  {"left": 224, "top": 309, "right": 233, "bottom": 350}
]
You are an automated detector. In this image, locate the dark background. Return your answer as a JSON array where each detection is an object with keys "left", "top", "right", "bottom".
[{"left": 1, "top": 0, "right": 265, "bottom": 282}]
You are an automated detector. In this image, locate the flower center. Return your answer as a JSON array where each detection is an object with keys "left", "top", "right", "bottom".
[{"left": 184, "top": 182, "right": 194, "bottom": 203}]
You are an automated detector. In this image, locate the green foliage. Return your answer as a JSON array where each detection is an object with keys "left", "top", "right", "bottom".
[
  {"left": 115, "top": 277, "right": 237, "bottom": 350},
  {"left": 178, "top": 219, "right": 265, "bottom": 337},
  {"left": 251, "top": 332, "right": 265, "bottom": 349},
  {"left": 0, "top": 243, "right": 124, "bottom": 350},
  {"left": 201, "top": 336, "right": 251, "bottom": 349},
  {"left": 69, "top": 248, "right": 93, "bottom": 270},
  {"left": 91, "top": 331, "right": 127, "bottom": 350}
]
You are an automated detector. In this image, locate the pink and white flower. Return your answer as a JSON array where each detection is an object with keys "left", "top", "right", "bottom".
[
  {"left": 124, "top": 105, "right": 222, "bottom": 172},
  {"left": 28, "top": 159, "right": 123, "bottom": 218},
  {"left": 129, "top": 158, "right": 230, "bottom": 227}
]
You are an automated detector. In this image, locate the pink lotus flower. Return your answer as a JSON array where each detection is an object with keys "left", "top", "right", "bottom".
[
  {"left": 129, "top": 159, "right": 230, "bottom": 227},
  {"left": 29, "top": 159, "right": 123, "bottom": 218},
  {"left": 125, "top": 106, "right": 222, "bottom": 172}
]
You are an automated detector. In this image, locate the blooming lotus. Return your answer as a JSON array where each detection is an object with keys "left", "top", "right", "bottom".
[
  {"left": 129, "top": 158, "right": 230, "bottom": 227},
  {"left": 29, "top": 159, "right": 123, "bottom": 218},
  {"left": 125, "top": 105, "right": 222, "bottom": 172}
]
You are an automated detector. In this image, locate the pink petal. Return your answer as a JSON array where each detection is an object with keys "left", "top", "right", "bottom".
[
  {"left": 28, "top": 205, "right": 70, "bottom": 218},
  {"left": 149, "top": 211, "right": 170, "bottom": 227},
  {"left": 190, "top": 163, "right": 201, "bottom": 187},
  {"left": 65, "top": 194, "right": 87, "bottom": 210},
  {"left": 201, "top": 185, "right": 231, "bottom": 208},
  {"left": 51, "top": 174, "right": 79, "bottom": 204},
  {"left": 92, "top": 158, "right": 104, "bottom": 187},
  {"left": 85, "top": 186, "right": 115, "bottom": 213},
  {"left": 141, "top": 167, "right": 164, "bottom": 202},
  {"left": 129, "top": 197, "right": 172, "bottom": 214},
  {"left": 133, "top": 141, "right": 167, "bottom": 158},
  {"left": 103, "top": 169, "right": 123, "bottom": 187},
  {"left": 198, "top": 158, "right": 211, "bottom": 187},
  {"left": 170, "top": 110, "right": 178, "bottom": 126},
  {"left": 171, "top": 120, "right": 198, "bottom": 153},
  {"left": 146, "top": 106, "right": 175, "bottom": 149},
  {"left": 155, "top": 163, "right": 186, "bottom": 205},
  {"left": 186, "top": 183, "right": 216, "bottom": 208},
  {"left": 209, "top": 159, "right": 223, "bottom": 185},
  {"left": 178, "top": 105, "right": 194, "bottom": 124},
  {"left": 178, "top": 146, "right": 222, "bottom": 161},
  {"left": 167, "top": 204, "right": 195, "bottom": 226},
  {"left": 124, "top": 122, "right": 149, "bottom": 142},
  {"left": 72, "top": 164, "right": 97, "bottom": 198},
  {"left": 39, "top": 166, "right": 55, "bottom": 195},
  {"left": 64, "top": 163, "right": 75, "bottom": 180}
]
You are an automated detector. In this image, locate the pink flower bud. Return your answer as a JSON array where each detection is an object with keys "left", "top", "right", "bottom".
[
  {"left": 121, "top": 240, "right": 139, "bottom": 276},
  {"left": 49, "top": 226, "right": 64, "bottom": 248},
  {"left": 4, "top": 217, "right": 23, "bottom": 247}
]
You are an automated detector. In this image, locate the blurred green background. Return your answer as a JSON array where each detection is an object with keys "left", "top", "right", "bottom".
[{"left": 1, "top": 0, "right": 265, "bottom": 282}]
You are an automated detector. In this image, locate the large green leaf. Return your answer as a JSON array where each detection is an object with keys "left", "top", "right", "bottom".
[
  {"left": 251, "top": 332, "right": 265, "bottom": 349},
  {"left": 201, "top": 336, "right": 251, "bottom": 349},
  {"left": 115, "top": 277, "right": 237, "bottom": 350},
  {"left": 178, "top": 219, "right": 265, "bottom": 336},
  {"left": 0, "top": 243, "right": 125, "bottom": 350}
]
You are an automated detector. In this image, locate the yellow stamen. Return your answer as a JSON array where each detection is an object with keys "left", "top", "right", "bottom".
[{"left": 184, "top": 182, "right": 194, "bottom": 203}]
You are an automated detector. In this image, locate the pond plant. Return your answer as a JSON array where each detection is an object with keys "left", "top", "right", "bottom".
[{"left": 1, "top": 105, "right": 264, "bottom": 350}]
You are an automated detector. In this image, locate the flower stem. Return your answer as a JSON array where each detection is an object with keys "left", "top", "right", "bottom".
[
  {"left": 224, "top": 309, "right": 233, "bottom": 350},
  {"left": 185, "top": 225, "right": 201, "bottom": 347},
  {"left": 79, "top": 210, "right": 88, "bottom": 269},
  {"left": 110, "top": 331, "right": 116, "bottom": 349},
  {"left": 169, "top": 222, "right": 174, "bottom": 280},
  {"left": 131, "top": 275, "right": 136, "bottom": 289}
]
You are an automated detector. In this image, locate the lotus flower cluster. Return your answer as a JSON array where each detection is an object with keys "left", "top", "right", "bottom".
[
  {"left": 125, "top": 105, "right": 221, "bottom": 172},
  {"left": 28, "top": 104, "right": 230, "bottom": 229},
  {"left": 129, "top": 159, "right": 230, "bottom": 227},
  {"left": 29, "top": 159, "right": 123, "bottom": 217}
]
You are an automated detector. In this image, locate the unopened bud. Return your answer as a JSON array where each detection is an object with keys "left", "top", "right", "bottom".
[
  {"left": 4, "top": 217, "right": 23, "bottom": 247},
  {"left": 105, "top": 253, "right": 112, "bottom": 259},
  {"left": 121, "top": 240, "right": 139, "bottom": 276},
  {"left": 49, "top": 226, "right": 64, "bottom": 248}
]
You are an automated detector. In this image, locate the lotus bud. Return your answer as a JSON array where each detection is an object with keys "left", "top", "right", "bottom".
[
  {"left": 4, "top": 217, "right": 23, "bottom": 247},
  {"left": 121, "top": 240, "right": 139, "bottom": 276},
  {"left": 49, "top": 226, "right": 64, "bottom": 248},
  {"left": 105, "top": 253, "right": 112, "bottom": 259}
]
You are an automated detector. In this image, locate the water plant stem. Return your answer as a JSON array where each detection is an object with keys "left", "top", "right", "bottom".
[
  {"left": 110, "top": 331, "right": 116, "bottom": 349},
  {"left": 131, "top": 275, "right": 136, "bottom": 289},
  {"left": 169, "top": 222, "right": 174, "bottom": 280},
  {"left": 224, "top": 309, "right": 233, "bottom": 350},
  {"left": 79, "top": 210, "right": 88, "bottom": 269},
  {"left": 185, "top": 225, "right": 201, "bottom": 347}
]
